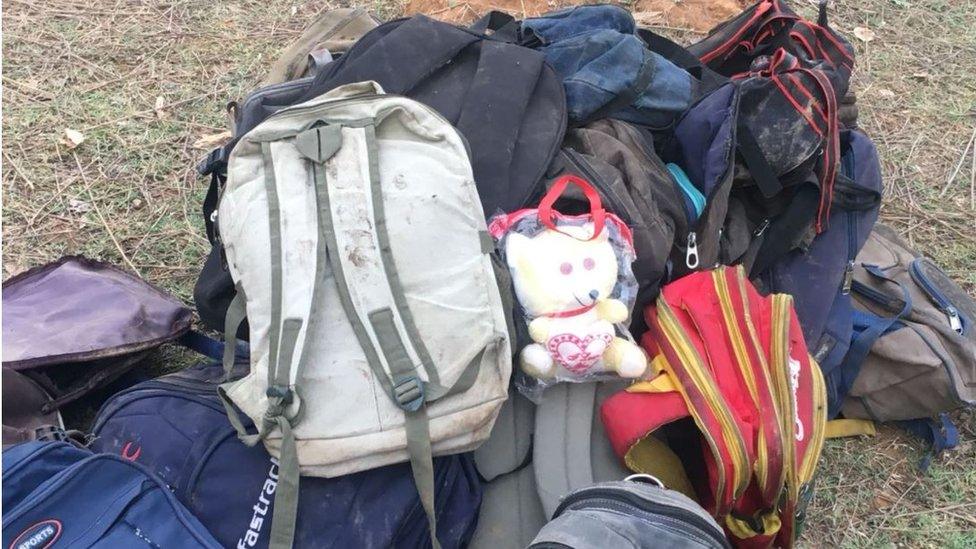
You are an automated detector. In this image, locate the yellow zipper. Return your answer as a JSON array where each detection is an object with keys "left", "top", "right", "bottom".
[
  {"left": 734, "top": 268, "right": 789, "bottom": 496},
  {"left": 770, "top": 294, "right": 798, "bottom": 499},
  {"left": 712, "top": 269, "right": 770, "bottom": 493},
  {"left": 799, "top": 354, "right": 828, "bottom": 484},
  {"left": 657, "top": 299, "right": 751, "bottom": 507}
]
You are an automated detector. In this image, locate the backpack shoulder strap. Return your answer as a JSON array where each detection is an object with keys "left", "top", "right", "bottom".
[
  {"left": 310, "top": 16, "right": 480, "bottom": 98},
  {"left": 294, "top": 115, "right": 444, "bottom": 548}
]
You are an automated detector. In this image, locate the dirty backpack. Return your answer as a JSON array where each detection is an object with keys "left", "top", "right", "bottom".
[
  {"left": 196, "top": 12, "right": 566, "bottom": 337},
  {"left": 602, "top": 266, "right": 827, "bottom": 548},
  {"left": 667, "top": 0, "right": 858, "bottom": 278},
  {"left": 90, "top": 361, "right": 482, "bottom": 549},
  {"left": 3, "top": 441, "right": 222, "bottom": 548},
  {"left": 216, "top": 81, "right": 511, "bottom": 547},
  {"left": 754, "top": 129, "right": 882, "bottom": 417},
  {"left": 839, "top": 224, "right": 976, "bottom": 422}
]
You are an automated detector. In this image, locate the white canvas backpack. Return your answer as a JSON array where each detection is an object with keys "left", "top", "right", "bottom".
[{"left": 215, "top": 81, "right": 512, "bottom": 548}]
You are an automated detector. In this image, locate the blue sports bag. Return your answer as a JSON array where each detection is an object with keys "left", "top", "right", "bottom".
[{"left": 3, "top": 441, "right": 221, "bottom": 548}]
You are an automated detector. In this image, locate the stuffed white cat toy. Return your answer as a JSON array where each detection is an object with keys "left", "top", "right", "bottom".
[{"left": 489, "top": 175, "right": 648, "bottom": 380}]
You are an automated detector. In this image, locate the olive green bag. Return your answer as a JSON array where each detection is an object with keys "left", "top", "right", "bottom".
[{"left": 842, "top": 224, "right": 976, "bottom": 421}]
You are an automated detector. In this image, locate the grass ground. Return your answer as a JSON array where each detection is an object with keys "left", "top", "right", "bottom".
[{"left": 2, "top": 0, "right": 974, "bottom": 546}]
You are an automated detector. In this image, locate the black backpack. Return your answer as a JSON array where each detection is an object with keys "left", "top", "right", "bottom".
[
  {"left": 194, "top": 14, "right": 566, "bottom": 335},
  {"left": 669, "top": 0, "right": 857, "bottom": 279}
]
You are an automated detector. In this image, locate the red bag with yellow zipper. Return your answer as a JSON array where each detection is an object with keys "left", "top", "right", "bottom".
[{"left": 601, "top": 266, "right": 827, "bottom": 548}]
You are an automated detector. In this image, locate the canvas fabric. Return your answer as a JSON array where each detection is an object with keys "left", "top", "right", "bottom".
[
  {"left": 261, "top": 8, "right": 379, "bottom": 86},
  {"left": 196, "top": 14, "right": 566, "bottom": 337},
  {"left": 688, "top": 0, "right": 854, "bottom": 102},
  {"left": 673, "top": 0, "right": 859, "bottom": 276},
  {"left": 601, "top": 266, "right": 827, "bottom": 548},
  {"left": 217, "top": 80, "right": 510, "bottom": 548},
  {"left": 667, "top": 83, "right": 753, "bottom": 279},
  {"left": 840, "top": 224, "right": 976, "bottom": 421}
]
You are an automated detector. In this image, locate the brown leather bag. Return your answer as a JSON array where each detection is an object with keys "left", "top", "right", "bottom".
[
  {"left": 2, "top": 368, "right": 64, "bottom": 447},
  {"left": 842, "top": 224, "right": 976, "bottom": 421}
]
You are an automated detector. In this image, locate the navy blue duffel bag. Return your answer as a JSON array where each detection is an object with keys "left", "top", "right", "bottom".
[
  {"left": 3, "top": 441, "right": 221, "bottom": 548},
  {"left": 89, "top": 361, "right": 483, "bottom": 549}
]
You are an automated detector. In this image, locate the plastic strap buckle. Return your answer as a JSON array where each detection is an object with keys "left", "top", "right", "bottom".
[
  {"left": 197, "top": 147, "right": 227, "bottom": 176},
  {"left": 393, "top": 375, "right": 425, "bottom": 412},
  {"left": 33, "top": 425, "right": 68, "bottom": 442},
  {"left": 266, "top": 385, "right": 294, "bottom": 405}
]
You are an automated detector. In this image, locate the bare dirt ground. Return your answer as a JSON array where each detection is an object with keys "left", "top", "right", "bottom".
[{"left": 3, "top": 0, "right": 975, "bottom": 546}]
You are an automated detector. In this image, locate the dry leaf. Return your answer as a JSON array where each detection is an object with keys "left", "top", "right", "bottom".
[
  {"left": 631, "top": 11, "right": 666, "bottom": 27},
  {"left": 877, "top": 88, "right": 896, "bottom": 99},
  {"left": 912, "top": 72, "right": 931, "bottom": 80},
  {"left": 68, "top": 198, "right": 92, "bottom": 214},
  {"left": 4, "top": 261, "right": 27, "bottom": 277},
  {"left": 852, "top": 26, "right": 876, "bottom": 42},
  {"left": 154, "top": 96, "right": 168, "bottom": 119},
  {"left": 192, "top": 130, "right": 232, "bottom": 150},
  {"left": 62, "top": 128, "right": 86, "bottom": 149}
]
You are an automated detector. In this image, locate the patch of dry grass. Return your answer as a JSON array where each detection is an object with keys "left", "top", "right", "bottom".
[{"left": 2, "top": 0, "right": 974, "bottom": 547}]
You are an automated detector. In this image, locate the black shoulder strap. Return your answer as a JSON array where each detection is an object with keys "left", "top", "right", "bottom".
[
  {"left": 455, "top": 40, "right": 546, "bottom": 205},
  {"left": 736, "top": 122, "right": 784, "bottom": 199},
  {"left": 637, "top": 28, "right": 727, "bottom": 94},
  {"left": 308, "top": 16, "right": 481, "bottom": 97}
]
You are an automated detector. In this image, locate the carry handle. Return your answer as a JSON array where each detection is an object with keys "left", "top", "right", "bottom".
[
  {"left": 470, "top": 11, "right": 520, "bottom": 42},
  {"left": 537, "top": 174, "right": 606, "bottom": 240}
]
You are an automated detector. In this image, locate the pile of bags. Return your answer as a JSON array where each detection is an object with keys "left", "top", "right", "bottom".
[{"left": 4, "top": 2, "right": 975, "bottom": 548}]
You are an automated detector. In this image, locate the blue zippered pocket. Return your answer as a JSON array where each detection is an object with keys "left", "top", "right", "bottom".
[
  {"left": 909, "top": 258, "right": 967, "bottom": 335},
  {"left": 666, "top": 163, "right": 705, "bottom": 222}
]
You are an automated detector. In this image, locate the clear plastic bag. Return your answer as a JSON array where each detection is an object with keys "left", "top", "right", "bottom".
[{"left": 488, "top": 174, "right": 649, "bottom": 400}]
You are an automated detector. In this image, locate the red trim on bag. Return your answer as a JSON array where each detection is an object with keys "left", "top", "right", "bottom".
[
  {"left": 786, "top": 73, "right": 828, "bottom": 124},
  {"left": 806, "top": 21, "right": 855, "bottom": 64},
  {"left": 770, "top": 75, "right": 823, "bottom": 137},
  {"left": 790, "top": 30, "right": 816, "bottom": 59},
  {"left": 700, "top": 0, "right": 774, "bottom": 63}
]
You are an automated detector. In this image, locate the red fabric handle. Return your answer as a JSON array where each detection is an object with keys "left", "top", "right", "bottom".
[{"left": 537, "top": 174, "right": 606, "bottom": 240}]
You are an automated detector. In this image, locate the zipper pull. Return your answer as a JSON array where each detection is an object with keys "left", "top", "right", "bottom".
[
  {"left": 842, "top": 260, "right": 854, "bottom": 295},
  {"left": 685, "top": 232, "right": 700, "bottom": 270},
  {"left": 754, "top": 218, "right": 771, "bottom": 237},
  {"left": 947, "top": 306, "right": 963, "bottom": 334}
]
